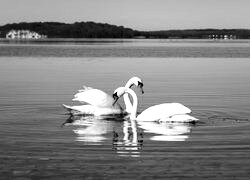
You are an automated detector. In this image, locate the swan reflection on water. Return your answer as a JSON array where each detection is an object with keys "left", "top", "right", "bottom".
[
  {"left": 137, "top": 121, "right": 191, "bottom": 141},
  {"left": 62, "top": 115, "right": 120, "bottom": 145},
  {"left": 112, "top": 120, "right": 143, "bottom": 157},
  {"left": 62, "top": 115, "right": 195, "bottom": 156}
]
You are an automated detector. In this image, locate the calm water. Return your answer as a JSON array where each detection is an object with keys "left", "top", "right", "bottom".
[{"left": 1, "top": 39, "right": 250, "bottom": 179}]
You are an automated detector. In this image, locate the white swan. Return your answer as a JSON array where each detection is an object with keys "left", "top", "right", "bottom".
[
  {"left": 63, "top": 77, "right": 144, "bottom": 116},
  {"left": 112, "top": 87, "right": 198, "bottom": 122}
]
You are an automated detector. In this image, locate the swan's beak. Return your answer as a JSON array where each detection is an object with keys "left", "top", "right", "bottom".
[
  {"left": 138, "top": 82, "right": 144, "bottom": 94},
  {"left": 112, "top": 93, "right": 119, "bottom": 106},
  {"left": 140, "top": 87, "right": 144, "bottom": 94}
]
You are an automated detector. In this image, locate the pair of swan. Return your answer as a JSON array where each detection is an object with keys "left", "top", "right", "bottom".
[
  {"left": 63, "top": 77, "right": 198, "bottom": 122},
  {"left": 63, "top": 77, "right": 144, "bottom": 116}
]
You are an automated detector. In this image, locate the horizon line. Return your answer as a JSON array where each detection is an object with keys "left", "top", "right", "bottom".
[{"left": 1, "top": 21, "right": 250, "bottom": 32}]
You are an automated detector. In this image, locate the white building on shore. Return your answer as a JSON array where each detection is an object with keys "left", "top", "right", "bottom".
[
  {"left": 208, "top": 34, "right": 236, "bottom": 40},
  {"left": 6, "top": 30, "right": 46, "bottom": 39}
]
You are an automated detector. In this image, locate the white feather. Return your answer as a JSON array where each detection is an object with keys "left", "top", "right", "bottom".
[
  {"left": 73, "top": 88, "right": 121, "bottom": 108},
  {"left": 136, "top": 103, "right": 191, "bottom": 121}
]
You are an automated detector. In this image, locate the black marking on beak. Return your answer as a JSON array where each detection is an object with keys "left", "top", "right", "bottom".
[
  {"left": 138, "top": 82, "right": 144, "bottom": 94},
  {"left": 140, "top": 87, "right": 144, "bottom": 94},
  {"left": 112, "top": 92, "right": 119, "bottom": 106},
  {"left": 138, "top": 81, "right": 143, "bottom": 88},
  {"left": 113, "top": 92, "right": 118, "bottom": 100}
]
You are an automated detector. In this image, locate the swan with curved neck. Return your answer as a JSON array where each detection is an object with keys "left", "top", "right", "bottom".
[
  {"left": 123, "top": 77, "right": 144, "bottom": 113},
  {"left": 113, "top": 87, "right": 198, "bottom": 122},
  {"left": 63, "top": 77, "right": 143, "bottom": 115}
]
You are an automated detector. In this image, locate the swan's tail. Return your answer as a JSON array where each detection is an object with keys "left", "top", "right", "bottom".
[
  {"left": 62, "top": 104, "right": 73, "bottom": 112},
  {"left": 72, "top": 97, "right": 79, "bottom": 101},
  {"left": 62, "top": 104, "right": 86, "bottom": 116}
]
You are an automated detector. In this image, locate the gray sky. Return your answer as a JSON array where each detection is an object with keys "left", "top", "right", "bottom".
[{"left": 0, "top": 0, "right": 250, "bottom": 30}]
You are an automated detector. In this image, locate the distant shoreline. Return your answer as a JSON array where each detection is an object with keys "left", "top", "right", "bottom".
[
  {"left": 1, "top": 38, "right": 250, "bottom": 45},
  {"left": 1, "top": 22, "right": 250, "bottom": 39}
]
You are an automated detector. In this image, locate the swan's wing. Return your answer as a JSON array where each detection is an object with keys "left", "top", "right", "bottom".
[
  {"left": 73, "top": 88, "right": 119, "bottom": 108},
  {"left": 77, "top": 86, "right": 93, "bottom": 93},
  {"left": 136, "top": 103, "right": 191, "bottom": 121}
]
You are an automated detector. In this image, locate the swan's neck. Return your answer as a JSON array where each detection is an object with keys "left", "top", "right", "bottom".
[
  {"left": 125, "top": 89, "right": 138, "bottom": 120},
  {"left": 123, "top": 94, "right": 132, "bottom": 113},
  {"left": 125, "top": 79, "right": 134, "bottom": 88},
  {"left": 124, "top": 80, "right": 133, "bottom": 112}
]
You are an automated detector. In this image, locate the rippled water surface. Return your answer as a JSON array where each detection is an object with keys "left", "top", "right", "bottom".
[{"left": 1, "top": 39, "right": 250, "bottom": 179}]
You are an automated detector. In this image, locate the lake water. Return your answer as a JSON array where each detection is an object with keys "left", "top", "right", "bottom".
[{"left": 1, "top": 39, "right": 250, "bottom": 179}]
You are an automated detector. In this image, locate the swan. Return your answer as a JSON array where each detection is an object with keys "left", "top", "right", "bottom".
[
  {"left": 63, "top": 77, "right": 144, "bottom": 115},
  {"left": 112, "top": 87, "right": 198, "bottom": 122}
]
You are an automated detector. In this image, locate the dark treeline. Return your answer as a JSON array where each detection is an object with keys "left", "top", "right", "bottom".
[
  {"left": 0, "top": 22, "right": 138, "bottom": 38},
  {"left": 139, "top": 29, "right": 250, "bottom": 39},
  {"left": 1, "top": 22, "right": 250, "bottom": 39}
]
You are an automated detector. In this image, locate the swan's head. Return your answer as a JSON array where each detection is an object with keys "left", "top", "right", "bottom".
[
  {"left": 127, "top": 76, "right": 144, "bottom": 94},
  {"left": 112, "top": 87, "right": 127, "bottom": 106}
]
